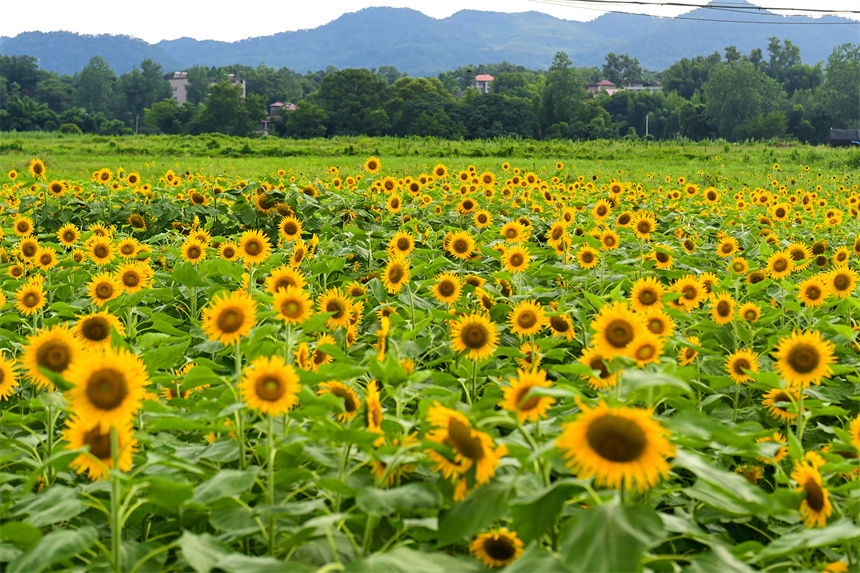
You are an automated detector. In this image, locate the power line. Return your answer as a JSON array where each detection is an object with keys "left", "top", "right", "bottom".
[
  {"left": 532, "top": 0, "right": 860, "bottom": 24},
  {"left": 533, "top": 0, "right": 860, "bottom": 14}
]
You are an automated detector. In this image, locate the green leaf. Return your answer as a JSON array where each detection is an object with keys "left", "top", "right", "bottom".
[
  {"left": 190, "top": 469, "right": 258, "bottom": 506},
  {"left": 511, "top": 480, "right": 585, "bottom": 544},
  {"left": 0, "top": 522, "right": 42, "bottom": 549},
  {"left": 437, "top": 479, "right": 511, "bottom": 546},
  {"left": 178, "top": 531, "right": 227, "bottom": 573},
  {"left": 180, "top": 365, "right": 224, "bottom": 392},
  {"left": 142, "top": 339, "right": 190, "bottom": 373},
  {"left": 558, "top": 505, "right": 664, "bottom": 573},
  {"left": 144, "top": 476, "right": 194, "bottom": 512},
  {"left": 621, "top": 370, "right": 692, "bottom": 397},
  {"left": 10, "top": 485, "right": 84, "bottom": 528},
  {"left": 216, "top": 553, "right": 290, "bottom": 573},
  {"left": 172, "top": 261, "right": 207, "bottom": 288},
  {"left": 356, "top": 483, "right": 441, "bottom": 516},
  {"left": 7, "top": 526, "right": 98, "bottom": 573},
  {"left": 345, "top": 547, "right": 482, "bottom": 573},
  {"left": 502, "top": 544, "right": 569, "bottom": 573},
  {"left": 680, "top": 545, "right": 757, "bottom": 573},
  {"left": 755, "top": 519, "right": 860, "bottom": 562}
]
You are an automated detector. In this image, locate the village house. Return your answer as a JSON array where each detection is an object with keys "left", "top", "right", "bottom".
[
  {"left": 473, "top": 74, "right": 494, "bottom": 94},
  {"left": 166, "top": 72, "right": 247, "bottom": 105},
  {"left": 585, "top": 79, "right": 662, "bottom": 97}
]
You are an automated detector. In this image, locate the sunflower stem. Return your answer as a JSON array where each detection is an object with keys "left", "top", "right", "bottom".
[
  {"left": 732, "top": 383, "right": 741, "bottom": 423},
  {"left": 189, "top": 286, "right": 197, "bottom": 321},
  {"left": 110, "top": 426, "right": 123, "bottom": 573},
  {"left": 406, "top": 283, "right": 416, "bottom": 328},
  {"left": 471, "top": 359, "right": 479, "bottom": 404},
  {"left": 234, "top": 343, "right": 246, "bottom": 471},
  {"left": 45, "top": 402, "right": 55, "bottom": 485},
  {"left": 796, "top": 388, "right": 806, "bottom": 444},
  {"left": 284, "top": 324, "right": 294, "bottom": 364},
  {"left": 267, "top": 414, "right": 276, "bottom": 556}
]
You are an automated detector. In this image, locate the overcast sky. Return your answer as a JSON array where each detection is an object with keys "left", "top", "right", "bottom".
[{"left": 1, "top": 0, "right": 857, "bottom": 43}]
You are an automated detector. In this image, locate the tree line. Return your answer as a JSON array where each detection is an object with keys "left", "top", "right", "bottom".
[{"left": 1, "top": 38, "right": 857, "bottom": 143}]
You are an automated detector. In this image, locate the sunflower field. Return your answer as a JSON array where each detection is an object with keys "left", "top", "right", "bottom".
[{"left": 1, "top": 149, "right": 859, "bottom": 573}]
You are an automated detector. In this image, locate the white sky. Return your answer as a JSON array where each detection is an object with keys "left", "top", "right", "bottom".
[{"left": 1, "top": 0, "right": 857, "bottom": 43}]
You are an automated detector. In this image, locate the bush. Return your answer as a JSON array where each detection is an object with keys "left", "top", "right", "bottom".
[{"left": 58, "top": 123, "right": 83, "bottom": 135}]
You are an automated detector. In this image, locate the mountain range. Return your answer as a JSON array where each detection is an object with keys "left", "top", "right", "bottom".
[{"left": 1, "top": 2, "right": 857, "bottom": 76}]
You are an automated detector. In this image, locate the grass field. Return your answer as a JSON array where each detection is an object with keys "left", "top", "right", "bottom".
[{"left": 0, "top": 134, "right": 859, "bottom": 573}]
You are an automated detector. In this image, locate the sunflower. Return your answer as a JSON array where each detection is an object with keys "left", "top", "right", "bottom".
[
  {"left": 450, "top": 312, "right": 498, "bottom": 362},
  {"left": 773, "top": 329, "right": 835, "bottom": 388},
  {"left": 0, "top": 355, "right": 19, "bottom": 400},
  {"left": 787, "top": 242, "right": 813, "bottom": 271},
  {"left": 473, "top": 210, "right": 492, "bottom": 228},
  {"left": 848, "top": 415, "right": 860, "bottom": 452},
  {"left": 57, "top": 223, "right": 80, "bottom": 247},
  {"left": 547, "top": 313, "right": 575, "bottom": 341},
  {"left": 791, "top": 457, "right": 832, "bottom": 528},
  {"left": 311, "top": 333, "right": 337, "bottom": 370},
  {"left": 446, "top": 231, "right": 475, "bottom": 260},
  {"left": 382, "top": 256, "right": 410, "bottom": 294},
  {"left": 738, "top": 302, "right": 761, "bottom": 323},
  {"left": 556, "top": 401, "right": 674, "bottom": 493},
  {"left": 74, "top": 311, "right": 125, "bottom": 350},
  {"left": 387, "top": 231, "right": 415, "bottom": 258},
  {"left": 28, "top": 158, "right": 46, "bottom": 179},
  {"left": 641, "top": 308, "right": 674, "bottom": 338},
  {"left": 426, "top": 403, "right": 508, "bottom": 487},
  {"left": 709, "top": 293, "right": 736, "bottom": 325},
  {"left": 15, "top": 280, "right": 46, "bottom": 316},
  {"left": 578, "top": 347, "right": 617, "bottom": 390},
  {"left": 632, "top": 212, "right": 657, "bottom": 240},
  {"left": 507, "top": 300, "right": 545, "bottom": 338},
  {"left": 22, "top": 324, "right": 82, "bottom": 392},
  {"left": 19, "top": 237, "right": 39, "bottom": 260},
  {"left": 265, "top": 265, "right": 306, "bottom": 295},
  {"left": 34, "top": 247, "right": 58, "bottom": 270},
  {"left": 316, "top": 287, "right": 352, "bottom": 329},
  {"left": 590, "top": 301, "right": 646, "bottom": 358},
  {"left": 277, "top": 216, "right": 303, "bottom": 243},
  {"left": 762, "top": 387, "right": 801, "bottom": 424},
  {"left": 725, "top": 349, "right": 760, "bottom": 384},
  {"left": 502, "top": 245, "right": 531, "bottom": 274},
  {"left": 827, "top": 265, "right": 858, "bottom": 299},
  {"left": 728, "top": 257, "right": 749, "bottom": 275},
  {"left": 797, "top": 276, "right": 829, "bottom": 307},
  {"left": 364, "top": 156, "right": 381, "bottom": 174},
  {"left": 591, "top": 199, "right": 612, "bottom": 221},
  {"left": 180, "top": 237, "right": 207, "bottom": 265},
  {"left": 386, "top": 194, "right": 403, "bottom": 213},
  {"left": 66, "top": 346, "right": 149, "bottom": 431},
  {"left": 63, "top": 416, "right": 137, "bottom": 481},
  {"left": 238, "top": 229, "right": 271, "bottom": 266},
  {"left": 577, "top": 245, "right": 600, "bottom": 269},
  {"left": 670, "top": 275, "right": 706, "bottom": 311},
  {"left": 716, "top": 236, "right": 739, "bottom": 257},
  {"left": 240, "top": 355, "right": 300, "bottom": 417},
  {"left": 629, "top": 276, "right": 664, "bottom": 312},
  {"left": 87, "top": 273, "right": 123, "bottom": 307},
  {"left": 500, "top": 221, "right": 526, "bottom": 243},
  {"left": 14, "top": 216, "right": 35, "bottom": 237},
  {"left": 201, "top": 290, "right": 257, "bottom": 346},
  {"left": 629, "top": 333, "right": 663, "bottom": 367},
  {"left": 271, "top": 286, "right": 312, "bottom": 326},
  {"left": 116, "top": 238, "right": 140, "bottom": 259},
  {"left": 365, "top": 380, "right": 384, "bottom": 437},
  {"left": 86, "top": 237, "right": 114, "bottom": 266},
  {"left": 218, "top": 241, "right": 239, "bottom": 261},
  {"left": 470, "top": 528, "right": 523, "bottom": 569},
  {"left": 517, "top": 342, "right": 542, "bottom": 370},
  {"left": 678, "top": 336, "right": 700, "bottom": 366},
  {"left": 432, "top": 273, "right": 462, "bottom": 304},
  {"left": 766, "top": 251, "right": 794, "bottom": 279},
  {"left": 318, "top": 381, "right": 360, "bottom": 423},
  {"left": 500, "top": 368, "right": 555, "bottom": 422},
  {"left": 114, "top": 262, "right": 150, "bottom": 294}
]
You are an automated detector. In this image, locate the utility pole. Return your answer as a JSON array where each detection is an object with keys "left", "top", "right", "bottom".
[
  {"left": 645, "top": 112, "right": 650, "bottom": 138},
  {"left": 135, "top": 114, "right": 139, "bottom": 135}
]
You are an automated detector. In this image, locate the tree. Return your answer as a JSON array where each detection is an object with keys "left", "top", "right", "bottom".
[
  {"left": 0, "top": 96, "right": 58, "bottom": 131},
  {"left": 766, "top": 37, "right": 801, "bottom": 84},
  {"left": 662, "top": 53, "right": 721, "bottom": 100},
  {"left": 184, "top": 66, "right": 210, "bottom": 106},
  {"left": 0, "top": 55, "right": 46, "bottom": 97},
  {"left": 602, "top": 52, "right": 643, "bottom": 85},
  {"left": 117, "top": 59, "right": 171, "bottom": 123},
  {"left": 464, "top": 93, "right": 536, "bottom": 139},
  {"left": 34, "top": 77, "right": 74, "bottom": 113},
  {"left": 703, "top": 60, "right": 786, "bottom": 140},
  {"left": 821, "top": 43, "right": 860, "bottom": 128},
  {"left": 144, "top": 98, "right": 196, "bottom": 134},
  {"left": 279, "top": 100, "right": 328, "bottom": 138},
  {"left": 541, "top": 52, "right": 586, "bottom": 135},
  {"left": 74, "top": 56, "right": 117, "bottom": 115},
  {"left": 193, "top": 81, "right": 266, "bottom": 136},
  {"left": 314, "top": 68, "right": 390, "bottom": 135}
]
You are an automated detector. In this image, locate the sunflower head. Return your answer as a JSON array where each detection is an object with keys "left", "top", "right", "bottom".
[
  {"left": 240, "top": 356, "right": 300, "bottom": 417},
  {"left": 201, "top": 290, "right": 257, "bottom": 346},
  {"left": 470, "top": 528, "right": 523, "bottom": 569},
  {"left": 450, "top": 312, "right": 498, "bottom": 362}
]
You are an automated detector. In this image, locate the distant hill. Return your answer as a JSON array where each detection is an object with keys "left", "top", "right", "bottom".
[{"left": 1, "top": 2, "right": 857, "bottom": 76}]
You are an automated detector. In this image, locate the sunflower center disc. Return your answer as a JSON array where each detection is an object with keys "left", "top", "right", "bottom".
[
  {"left": 285, "top": 223, "right": 298, "bottom": 235},
  {"left": 397, "top": 238, "right": 409, "bottom": 250},
  {"left": 605, "top": 319, "right": 634, "bottom": 348},
  {"left": 97, "top": 284, "right": 114, "bottom": 299},
  {"left": 330, "top": 386, "right": 357, "bottom": 412},
  {"left": 771, "top": 392, "right": 789, "bottom": 411},
  {"left": 517, "top": 311, "right": 537, "bottom": 329},
  {"left": 834, "top": 274, "right": 849, "bottom": 291},
  {"left": 37, "top": 340, "right": 71, "bottom": 372},
  {"left": 94, "top": 246, "right": 108, "bottom": 258},
  {"left": 283, "top": 300, "right": 301, "bottom": 317},
  {"left": 806, "top": 286, "right": 821, "bottom": 300},
  {"left": 717, "top": 301, "right": 730, "bottom": 316},
  {"left": 514, "top": 385, "right": 541, "bottom": 411},
  {"left": 590, "top": 357, "right": 610, "bottom": 379},
  {"left": 24, "top": 293, "right": 39, "bottom": 307},
  {"left": 217, "top": 308, "right": 244, "bottom": 334},
  {"left": 682, "top": 286, "right": 697, "bottom": 300},
  {"left": 461, "top": 323, "right": 489, "bottom": 349},
  {"left": 84, "top": 427, "right": 112, "bottom": 460},
  {"left": 482, "top": 536, "right": 516, "bottom": 561},
  {"left": 733, "top": 359, "right": 750, "bottom": 376},
  {"left": 447, "top": 417, "right": 485, "bottom": 461},
  {"left": 84, "top": 319, "right": 109, "bottom": 341},
  {"left": 510, "top": 254, "right": 523, "bottom": 266},
  {"left": 439, "top": 282, "right": 455, "bottom": 297},
  {"left": 86, "top": 368, "right": 129, "bottom": 410},
  {"left": 787, "top": 343, "right": 819, "bottom": 374},
  {"left": 246, "top": 241, "right": 261, "bottom": 255},
  {"left": 188, "top": 247, "right": 201, "bottom": 259},
  {"left": 587, "top": 414, "right": 648, "bottom": 463},
  {"left": 388, "top": 265, "right": 404, "bottom": 283},
  {"left": 639, "top": 290, "right": 655, "bottom": 303},
  {"left": 326, "top": 301, "right": 344, "bottom": 318},
  {"left": 550, "top": 316, "right": 569, "bottom": 333},
  {"left": 124, "top": 273, "right": 140, "bottom": 287},
  {"left": 256, "top": 377, "right": 284, "bottom": 401},
  {"left": 804, "top": 478, "right": 825, "bottom": 512}
]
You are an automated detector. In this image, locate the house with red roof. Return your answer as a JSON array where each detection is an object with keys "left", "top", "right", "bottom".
[{"left": 473, "top": 74, "right": 494, "bottom": 94}]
